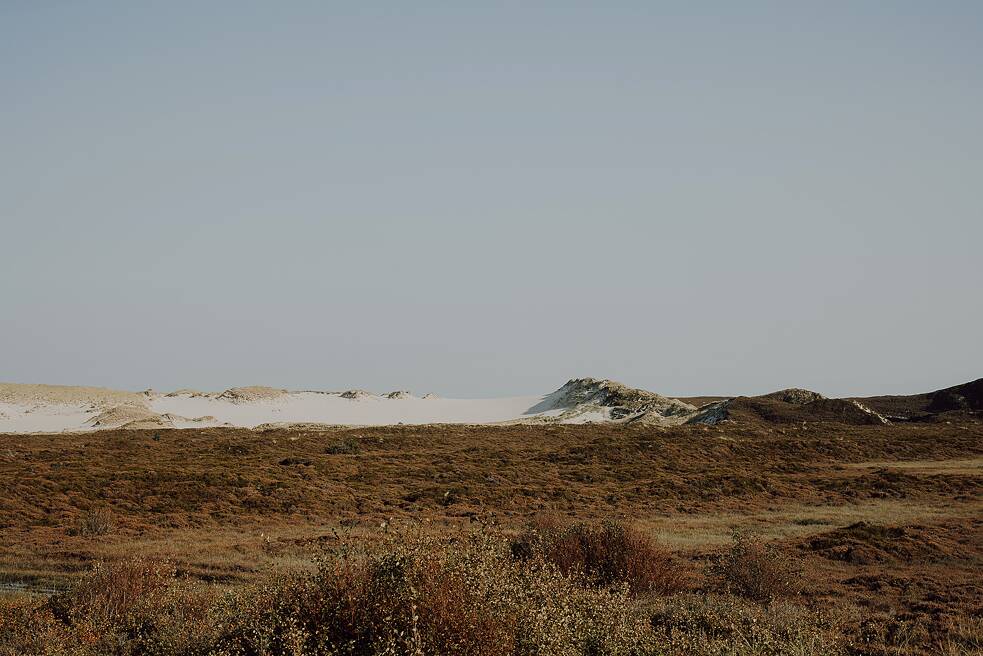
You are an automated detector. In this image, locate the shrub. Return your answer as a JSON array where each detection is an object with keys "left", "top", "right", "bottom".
[
  {"left": 279, "top": 456, "right": 313, "bottom": 466},
  {"left": 0, "top": 597, "right": 78, "bottom": 656},
  {"left": 5, "top": 528, "right": 657, "bottom": 655},
  {"left": 49, "top": 558, "right": 175, "bottom": 627},
  {"left": 707, "top": 531, "right": 801, "bottom": 603},
  {"left": 0, "top": 527, "right": 839, "bottom": 656},
  {"left": 210, "top": 528, "right": 657, "bottom": 655},
  {"left": 67, "top": 507, "right": 115, "bottom": 537},
  {"left": 325, "top": 436, "right": 360, "bottom": 455},
  {"left": 513, "top": 517, "right": 685, "bottom": 595}
]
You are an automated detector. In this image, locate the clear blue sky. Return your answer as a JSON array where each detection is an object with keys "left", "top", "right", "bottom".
[{"left": 2, "top": 2, "right": 981, "bottom": 397}]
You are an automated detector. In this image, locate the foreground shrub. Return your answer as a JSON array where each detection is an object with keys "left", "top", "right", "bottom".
[
  {"left": 2, "top": 528, "right": 663, "bottom": 655},
  {"left": 512, "top": 517, "right": 685, "bottom": 595},
  {"left": 212, "top": 528, "right": 658, "bottom": 655},
  {"left": 706, "top": 531, "right": 802, "bottom": 603},
  {"left": 0, "top": 597, "right": 79, "bottom": 656}
]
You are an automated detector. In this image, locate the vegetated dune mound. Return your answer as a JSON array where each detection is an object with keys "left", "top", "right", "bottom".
[
  {"left": 799, "top": 398, "right": 888, "bottom": 424},
  {"left": 758, "top": 388, "right": 826, "bottom": 404},
  {"left": 160, "top": 413, "right": 218, "bottom": 425},
  {"left": 803, "top": 521, "right": 981, "bottom": 566},
  {"left": 688, "top": 389, "right": 887, "bottom": 426},
  {"left": 340, "top": 389, "right": 373, "bottom": 400},
  {"left": 386, "top": 390, "right": 413, "bottom": 399},
  {"left": 86, "top": 405, "right": 171, "bottom": 430},
  {"left": 926, "top": 378, "right": 983, "bottom": 413},
  {"left": 852, "top": 377, "right": 983, "bottom": 421},
  {"left": 216, "top": 386, "right": 288, "bottom": 403},
  {"left": 164, "top": 389, "right": 212, "bottom": 399},
  {"left": 525, "top": 378, "right": 697, "bottom": 424}
]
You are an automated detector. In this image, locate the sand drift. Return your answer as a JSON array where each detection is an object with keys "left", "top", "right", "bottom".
[
  {"left": 3, "top": 375, "right": 972, "bottom": 433},
  {"left": 0, "top": 379, "right": 702, "bottom": 433}
]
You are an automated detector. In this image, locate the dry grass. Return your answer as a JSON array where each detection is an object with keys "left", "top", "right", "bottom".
[
  {"left": 643, "top": 498, "right": 980, "bottom": 547},
  {"left": 844, "top": 457, "right": 983, "bottom": 474},
  {"left": 646, "top": 594, "right": 848, "bottom": 655}
]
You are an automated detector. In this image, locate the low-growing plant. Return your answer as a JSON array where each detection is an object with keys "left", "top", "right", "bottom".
[{"left": 646, "top": 593, "right": 847, "bottom": 655}]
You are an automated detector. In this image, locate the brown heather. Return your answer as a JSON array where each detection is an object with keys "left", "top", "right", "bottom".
[
  {"left": 2, "top": 527, "right": 662, "bottom": 655},
  {"left": 0, "top": 420, "right": 981, "bottom": 654},
  {"left": 511, "top": 517, "right": 685, "bottom": 595},
  {"left": 706, "top": 531, "right": 802, "bottom": 603},
  {"left": 4, "top": 523, "right": 982, "bottom": 655}
]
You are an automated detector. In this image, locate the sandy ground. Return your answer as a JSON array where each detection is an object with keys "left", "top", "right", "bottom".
[
  {"left": 150, "top": 391, "right": 554, "bottom": 428},
  {"left": 0, "top": 381, "right": 624, "bottom": 432}
]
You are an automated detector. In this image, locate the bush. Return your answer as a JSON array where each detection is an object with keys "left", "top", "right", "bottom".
[
  {"left": 707, "top": 531, "right": 801, "bottom": 603},
  {"left": 210, "top": 528, "right": 657, "bottom": 655},
  {"left": 49, "top": 558, "right": 175, "bottom": 627},
  {"left": 4, "top": 528, "right": 659, "bottom": 655},
  {"left": 325, "top": 436, "right": 360, "bottom": 455},
  {"left": 513, "top": 517, "right": 685, "bottom": 595},
  {"left": 67, "top": 507, "right": 115, "bottom": 537}
]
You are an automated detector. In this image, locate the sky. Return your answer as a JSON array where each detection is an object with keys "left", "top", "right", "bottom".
[{"left": 1, "top": 2, "right": 981, "bottom": 398}]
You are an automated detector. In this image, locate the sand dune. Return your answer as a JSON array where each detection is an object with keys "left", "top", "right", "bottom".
[
  {"left": 3, "top": 377, "right": 975, "bottom": 433},
  {"left": 0, "top": 378, "right": 699, "bottom": 432}
]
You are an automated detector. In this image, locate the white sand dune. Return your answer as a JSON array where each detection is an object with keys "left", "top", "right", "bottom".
[
  {"left": 0, "top": 401, "right": 99, "bottom": 433},
  {"left": 150, "top": 391, "right": 551, "bottom": 428},
  {"left": 0, "top": 378, "right": 698, "bottom": 433}
]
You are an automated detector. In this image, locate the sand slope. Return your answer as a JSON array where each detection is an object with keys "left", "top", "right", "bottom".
[
  {"left": 7, "top": 377, "right": 974, "bottom": 433},
  {"left": 0, "top": 378, "right": 701, "bottom": 432}
]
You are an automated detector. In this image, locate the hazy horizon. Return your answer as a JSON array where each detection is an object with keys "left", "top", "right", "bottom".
[
  {"left": 0, "top": 373, "right": 978, "bottom": 401},
  {"left": 2, "top": 3, "right": 981, "bottom": 398}
]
